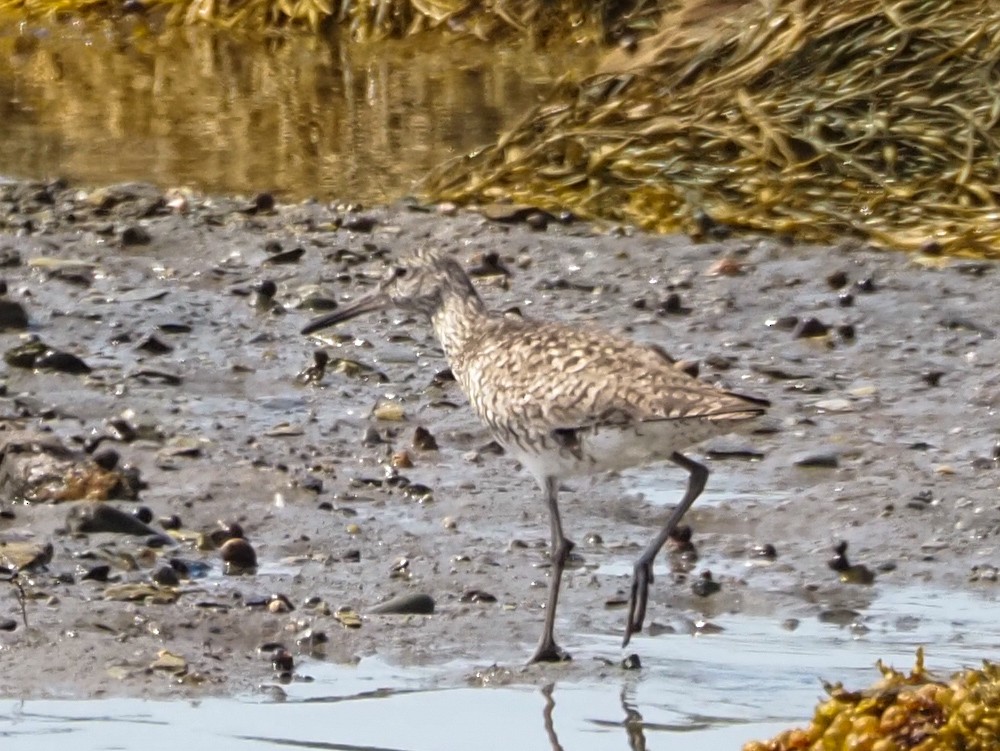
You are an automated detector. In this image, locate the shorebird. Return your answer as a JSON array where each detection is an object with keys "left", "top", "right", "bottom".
[{"left": 302, "top": 248, "right": 769, "bottom": 663}]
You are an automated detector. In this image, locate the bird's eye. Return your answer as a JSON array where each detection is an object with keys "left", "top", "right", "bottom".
[{"left": 393, "top": 267, "right": 408, "bottom": 279}]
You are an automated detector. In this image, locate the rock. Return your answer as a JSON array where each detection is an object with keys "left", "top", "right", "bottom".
[
  {"left": 793, "top": 317, "right": 830, "bottom": 338},
  {"left": 814, "top": 398, "right": 854, "bottom": 412},
  {"left": 67, "top": 503, "right": 167, "bottom": 539},
  {"left": 340, "top": 214, "right": 377, "bottom": 232},
  {"left": 368, "top": 592, "right": 435, "bottom": 615},
  {"left": 792, "top": 450, "right": 840, "bottom": 468},
  {"left": 220, "top": 537, "right": 257, "bottom": 573},
  {"left": 121, "top": 225, "right": 152, "bottom": 246},
  {"left": 0, "top": 299, "right": 28, "bottom": 330}
]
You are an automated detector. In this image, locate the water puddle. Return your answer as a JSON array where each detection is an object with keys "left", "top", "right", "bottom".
[
  {"left": 2, "top": 587, "right": 996, "bottom": 750},
  {"left": 0, "top": 22, "right": 585, "bottom": 203}
]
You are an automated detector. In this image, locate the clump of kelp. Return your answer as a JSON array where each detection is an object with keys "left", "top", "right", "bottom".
[
  {"left": 745, "top": 650, "right": 1000, "bottom": 751},
  {"left": 422, "top": 0, "right": 1000, "bottom": 256},
  {"left": 0, "top": 0, "right": 667, "bottom": 40}
]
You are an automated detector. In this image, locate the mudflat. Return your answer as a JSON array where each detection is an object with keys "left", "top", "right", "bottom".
[{"left": 0, "top": 180, "right": 997, "bottom": 697}]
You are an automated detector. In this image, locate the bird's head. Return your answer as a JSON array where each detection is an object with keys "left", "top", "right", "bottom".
[{"left": 301, "top": 249, "right": 478, "bottom": 335}]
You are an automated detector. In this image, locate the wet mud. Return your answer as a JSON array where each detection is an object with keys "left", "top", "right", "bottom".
[{"left": 0, "top": 179, "right": 998, "bottom": 698}]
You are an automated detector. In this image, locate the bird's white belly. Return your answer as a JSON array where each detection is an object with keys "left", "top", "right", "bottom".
[{"left": 502, "top": 419, "right": 727, "bottom": 480}]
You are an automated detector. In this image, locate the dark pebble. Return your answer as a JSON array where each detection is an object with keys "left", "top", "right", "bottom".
[
  {"left": 921, "top": 370, "right": 944, "bottom": 387},
  {"left": 368, "top": 593, "right": 435, "bottom": 615},
  {"left": 153, "top": 565, "right": 181, "bottom": 587},
  {"left": 825, "top": 270, "right": 849, "bottom": 289},
  {"left": 35, "top": 349, "right": 91, "bottom": 374},
  {"left": 271, "top": 648, "right": 294, "bottom": 672},
  {"left": 837, "top": 324, "right": 856, "bottom": 341},
  {"left": 81, "top": 564, "right": 111, "bottom": 582},
  {"left": 793, "top": 450, "right": 839, "bottom": 468},
  {"left": 838, "top": 292, "right": 854, "bottom": 307},
  {"left": 341, "top": 214, "right": 377, "bottom": 232},
  {"left": 263, "top": 247, "right": 305, "bottom": 265},
  {"left": 68, "top": 502, "right": 165, "bottom": 537},
  {"left": 792, "top": 317, "right": 830, "bottom": 338},
  {"left": 220, "top": 538, "right": 257, "bottom": 572},
  {"left": 121, "top": 225, "right": 152, "bottom": 246},
  {"left": 137, "top": 334, "right": 173, "bottom": 354},
  {"left": 656, "top": 292, "right": 687, "bottom": 315},
  {"left": 752, "top": 543, "right": 778, "bottom": 560},
  {"left": 855, "top": 277, "right": 877, "bottom": 292},
  {"left": 412, "top": 426, "right": 439, "bottom": 451},
  {"left": 691, "top": 571, "right": 721, "bottom": 597},
  {"left": 0, "top": 299, "right": 28, "bottom": 331},
  {"left": 252, "top": 279, "right": 277, "bottom": 299},
  {"left": 160, "top": 514, "right": 182, "bottom": 530},
  {"left": 254, "top": 193, "right": 275, "bottom": 213},
  {"left": 92, "top": 448, "right": 120, "bottom": 472},
  {"left": 622, "top": 654, "right": 642, "bottom": 670},
  {"left": 767, "top": 315, "right": 799, "bottom": 330},
  {"left": 0, "top": 618, "right": 16, "bottom": 632},
  {"left": 131, "top": 505, "right": 153, "bottom": 524},
  {"left": 460, "top": 589, "right": 497, "bottom": 603}
]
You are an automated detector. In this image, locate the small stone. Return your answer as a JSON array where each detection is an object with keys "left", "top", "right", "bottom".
[
  {"left": 368, "top": 593, "right": 435, "bottom": 615},
  {"left": 522, "top": 211, "right": 547, "bottom": 231},
  {"left": 691, "top": 571, "right": 721, "bottom": 597},
  {"left": 751, "top": 543, "right": 778, "bottom": 560},
  {"left": 92, "top": 449, "right": 121, "bottom": 472},
  {"left": 220, "top": 538, "right": 257, "bottom": 573},
  {"left": 341, "top": 214, "right": 377, "bottom": 232},
  {"left": 68, "top": 503, "right": 165, "bottom": 538},
  {"left": 264, "top": 247, "right": 305, "bottom": 265},
  {"left": 121, "top": 226, "right": 152, "bottom": 246},
  {"left": 442, "top": 516, "right": 457, "bottom": 530},
  {"left": 35, "top": 349, "right": 91, "bottom": 374},
  {"left": 0, "top": 618, "right": 16, "bottom": 631},
  {"left": 412, "top": 426, "right": 439, "bottom": 451},
  {"left": 792, "top": 450, "right": 839, "bottom": 468},
  {"left": 825, "top": 270, "right": 849, "bottom": 289},
  {"left": 793, "top": 317, "right": 829, "bottom": 338},
  {"left": 391, "top": 450, "right": 413, "bottom": 469},
  {"left": 920, "top": 370, "right": 944, "bottom": 387},
  {"left": 460, "top": 589, "right": 496, "bottom": 603},
  {"left": 0, "top": 299, "right": 28, "bottom": 331},
  {"left": 254, "top": 193, "right": 275, "bottom": 213},
  {"left": 622, "top": 654, "right": 642, "bottom": 670},
  {"left": 855, "top": 277, "right": 877, "bottom": 292},
  {"left": 814, "top": 398, "right": 854, "bottom": 412},
  {"left": 838, "top": 292, "right": 855, "bottom": 307},
  {"left": 137, "top": 334, "right": 173, "bottom": 354},
  {"left": 271, "top": 648, "right": 294, "bottom": 672},
  {"left": 81, "top": 564, "right": 111, "bottom": 582},
  {"left": 152, "top": 565, "right": 180, "bottom": 586}
]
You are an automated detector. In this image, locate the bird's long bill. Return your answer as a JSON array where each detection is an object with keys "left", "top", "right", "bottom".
[{"left": 300, "top": 292, "right": 389, "bottom": 335}]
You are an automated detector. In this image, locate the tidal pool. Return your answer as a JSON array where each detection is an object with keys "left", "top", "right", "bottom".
[{"left": 1, "top": 587, "right": 995, "bottom": 751}]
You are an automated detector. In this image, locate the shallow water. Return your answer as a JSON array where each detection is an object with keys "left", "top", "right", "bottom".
[
  {"left": 2, "top": 587, "right": 996, "bottom": 750},
  {"left": 0, "top": 21, "right": 579, "bottom": 203}
]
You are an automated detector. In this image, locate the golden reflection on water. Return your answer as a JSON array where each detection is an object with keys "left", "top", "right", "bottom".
[{"left": 0, "top": 22, "right": 580, "bottom": 202}]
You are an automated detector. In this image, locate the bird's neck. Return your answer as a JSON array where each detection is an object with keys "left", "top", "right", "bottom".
[{"left": 431, "top": 290, "right": 488, "bottom": 361}]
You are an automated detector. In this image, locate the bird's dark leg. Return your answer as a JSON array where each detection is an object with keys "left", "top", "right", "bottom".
[
  {"left": 530, "top": 476, "right": 574, "bottom": 664},
  {"left": 623, "top": 452, "right": 708, "bottom": 647}
]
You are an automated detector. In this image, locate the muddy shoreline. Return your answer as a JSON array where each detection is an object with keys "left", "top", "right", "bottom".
[{"left": 0, "top": 179, "right": 998, "bottom": 699}]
